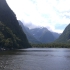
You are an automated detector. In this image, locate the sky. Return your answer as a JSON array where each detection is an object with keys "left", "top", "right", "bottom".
[{"left": 6, "top": 0, "right": 70, "bottom": 33}]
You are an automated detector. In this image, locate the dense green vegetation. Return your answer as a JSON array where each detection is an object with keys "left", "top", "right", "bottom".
[
  {"left": 31, "top": 43, "right": 70, "bottom": 48},
  {"left": 55, "top": 24, "right": 70, "bottom": 43},
  {"left": 0, "top": 0, "right": 31, "bottom": 50},
  {"left": 0, "top": 21, "right": 23, "bottom": 49}
]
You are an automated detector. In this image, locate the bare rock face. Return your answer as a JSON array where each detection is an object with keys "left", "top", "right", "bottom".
[{"left": 0, "top": 0, "right": 31, "bottom": 48}]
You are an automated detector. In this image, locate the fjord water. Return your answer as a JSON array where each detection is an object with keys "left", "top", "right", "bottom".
[{"left": 0, "top": 48, "right": 70, "bottom": 70}]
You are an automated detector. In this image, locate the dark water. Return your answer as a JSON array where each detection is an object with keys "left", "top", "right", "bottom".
[{"left": 0, "top": 48, "right": 70, "bottom": 70}]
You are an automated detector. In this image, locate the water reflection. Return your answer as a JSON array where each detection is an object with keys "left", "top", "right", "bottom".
[{"left": 0, "top": 48, "right": 70, "bottom": 70}]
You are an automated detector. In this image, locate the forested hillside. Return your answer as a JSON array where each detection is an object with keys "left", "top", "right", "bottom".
[
  {"left": 55, "top": 24, "right": 70, "bottom": 43},
  {"left": 0, "top": 0, "right": 31, "bottom": 50}
]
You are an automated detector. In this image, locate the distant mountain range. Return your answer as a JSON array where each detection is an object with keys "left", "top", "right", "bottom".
[
  {"left": 30, "top": 27, "right": 60, "bottom": 43},
  {"left": 18, "top": 20, "right": 60, "bottom": 43},
  {"left": 18, "top": 20, "right": 40, "bottom": 44}
]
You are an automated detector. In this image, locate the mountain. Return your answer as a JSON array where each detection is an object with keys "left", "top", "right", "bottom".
[
  {"left": 52, "top": 32, "right": 60, "bottom": 39},
  {"left": 30, "top": 27, "right": 58, "bottom": 43},
  {"left": 30, "top": 27, "right": 48, "bottom": 40},
  {"left": 55, "top": 24, "right": 70, "bottom": 43},
  {"left": 18, "top": 20, "right": 60, "bottom": 43},
  {"left": 39, "top": 30, "right": 56, "bottom": 43},
  {"left": 18, "top": 20, "right": 41, "bottom": 44},
  {"left": 0, "top": 0, "right": 31, "bottom": 49},
  {"left": 18, "top": 19, "right": 61, "bottom": 43}
]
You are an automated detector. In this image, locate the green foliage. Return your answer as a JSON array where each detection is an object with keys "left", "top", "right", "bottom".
[
  {"left": 31, "top": 43, "right": 70, "bottom": 48},
  {"left": 55, "top": 24, "right": 70, "bottom": 43},
  {"left": 0, "top": 0, "right": 31, "bottom": 50},
  {"left": 0, "top": 21, "right": 31, "bottom": 50},
  {"left": 0, "top": 31, "right": 4, "bottom": 40}
]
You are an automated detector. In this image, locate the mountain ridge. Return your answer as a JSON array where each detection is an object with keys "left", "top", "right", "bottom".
[
  {"left": 0, "top": 0, "right": 31, "bottom": 49},
  {"left": 55, "top": 23, "right": 70, "bottom": 43},
  {"left": 18, "top": 20, "right": 41, "bottom": 44},
  {"left": 19, "top": 20, "right": 60, "bottom": 43}
]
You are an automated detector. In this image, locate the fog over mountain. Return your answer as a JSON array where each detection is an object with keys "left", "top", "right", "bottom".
[
  {"left": 21, "top": 20, "right": 60, "bottom": 33},
  {"left": 18, "top": 20, "right": 41, "bottom": 44},
  {"left": 19, "top": 20, "right": 60, "bottom": 43}
]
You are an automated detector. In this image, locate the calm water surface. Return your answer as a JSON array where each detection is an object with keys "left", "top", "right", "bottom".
[{"left": 0, "top": 48, "right": 70, "bottom": 70}]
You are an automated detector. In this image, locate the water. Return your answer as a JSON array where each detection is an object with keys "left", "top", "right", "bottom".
[{"left": 0, "top": 48, "right": 70, "bottom": 70}]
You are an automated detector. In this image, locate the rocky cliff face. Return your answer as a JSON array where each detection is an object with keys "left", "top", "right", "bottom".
[{"left": 0, "top": 0, "right": 31, "bottom": 49}]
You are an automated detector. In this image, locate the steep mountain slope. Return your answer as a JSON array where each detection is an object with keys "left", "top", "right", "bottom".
[
  {"left": 30, "top": 27, "right": 48, "bottom": 40},
  {"left": 30, "top": 27, "right": 56, "bottom": 43},
  {"left": 0, "top": 21, "right": 23, "bottom": 49},
  {"left": 55, "top": 24, "right": 70, "bottom": 43},
  {"left": 0, "top": 0, "right": 31, "bottom": 49},
  {"left": 18, "top": 20, "right": 41, "bottom": 44},
  {"left": 18, "top": 20, "right": 60, "bottom": 43},
  {"left": 39, "top": 31, "right": 56, "bottom": 43},
  {"left": 52, "top": 32, "right": 60, "bottom": 39}
]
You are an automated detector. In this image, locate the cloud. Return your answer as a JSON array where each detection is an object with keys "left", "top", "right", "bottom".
[
  {"left": 6, "top": 0, "right": 70, "bottom": 33},
  {"left": 21, "top": 21, "right": 38, "bottom": 29}
]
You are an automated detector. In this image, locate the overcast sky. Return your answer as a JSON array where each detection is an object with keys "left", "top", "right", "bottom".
[{"left": 6, "top": 0, "right": 70, "bottom": 33}]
